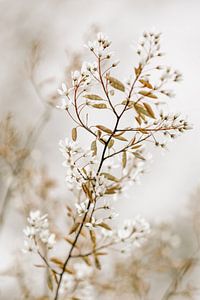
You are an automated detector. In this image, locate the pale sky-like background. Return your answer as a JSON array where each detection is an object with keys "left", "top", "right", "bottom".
[
  {"left": 0, "top": 0, "right": 200, "bottom": 298},
  {"left": 0, "top": 0, "right": 200, "bottom": 215},
  {"left": 0, "top": 0, "right": 200, "bottom": 220}
]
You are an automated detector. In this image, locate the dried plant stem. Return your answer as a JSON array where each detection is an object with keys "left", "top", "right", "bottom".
[
  {"left": 54, "top": 68, "right": 139, "bottom": 299},
  {"left": 0, "top": 107, "right": 51, "bottom": 230},
  {"left": 161, "top": 256, "right": 197, "bottom": 300}
]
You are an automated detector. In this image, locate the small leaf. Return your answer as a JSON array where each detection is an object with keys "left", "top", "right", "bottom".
[
  {"left": 134, "top": 103, "right": 151, "bottom": 118},
  {"left": 47, "top": 272, "right": 54, "bottom": 291},
  {"left": 91, "top": 140, "right": 97, "bottom": 156},
  {"left": 84, "top": 94, "right": 104, "bottom": 100},
  {"left": 108, "top": 139, "right": 114, "bottom": 149},
  {"left": 143, "top": 102, "right": 156, "bottom": 119},
  {"left": 90, "top": 230, "right": 96, "bottom": 247},
  {"left": 135, "top": 115, "right": 142, "bottom": 125},
  {"left": 139, "top": 90, "right": 157, "bottom": 99},
  {"left": 113, "top": 135, "right": 128, "bottom": 141},
  {"left": 69, "top": 223, "right": 80, "bottom": 235},
  {"left": 98, "top": 222, "right": 112, "bottom": 230},
  {"left": 139, "top": 79, "right": 153, "bottom": 89},
  {"left": 96, "top": 125, "right": 112, "bottom": 134},
  {"left": 64, "top": 268, "right": 75, "bottom": 274},
  {"left": 133, "top": 152, "right": 146, "bottom": 160},
  {"left": 82, "top": 182, "right": 93, "bottom": 202},
  {"left": 94, "top": 255, "right": 101, "bottom": 270},
  {"left": 72, "top": 127, "right": 77, "bottom": 141},
  {"left": 105, "top": 185, "right": 121, "bottom": 194},
  {"left": 134, "top": 65, "right": 142, "bottom": 77},
  {"left": 50, "top": 257, "right": 63, "bottom": 267},
  {"left": 96, "top": 252, "right": 107, "bottom": 256},
  {"left": 91, "top": 103, "right": 107, "bottom": 109},
  {"left": 131, "top": 144, "right": 142, "bottom": 149},
  {"left": 34, "top": 264, "right": 46, "bottom": 268},
  {"left": 122, "top": 151, "right": 127, "bottom": 168},
  {"left": 81, "top": 256, "right": 92, "bottom": 266},
  {"left": 121, "top": 99, "right": 135, "bottom": 108},
  {"left": 101, "top": 172, "right": 119, "bottom": 182},
  {"left": 107, "top": 75, "right": 125, "bottom": 92}
]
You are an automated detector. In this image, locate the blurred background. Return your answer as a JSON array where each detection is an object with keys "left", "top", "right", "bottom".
[{"left": 0, "top": 0, "right": 200, "bottom": 299}]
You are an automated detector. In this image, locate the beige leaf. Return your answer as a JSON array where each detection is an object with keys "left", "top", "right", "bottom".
[
  {"left": 72, "top": 127, "right": 77, "bottom": 141},
  {"left": 84, "top": 94, "right": 104, "bottom": 100},
  {"left": 107, "top": 75, "right": 125, "bottom": 92}
]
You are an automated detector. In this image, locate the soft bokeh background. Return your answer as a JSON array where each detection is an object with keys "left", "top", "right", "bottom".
[{"left": 0, "top": 0, "right": 200, "bottom": 298}]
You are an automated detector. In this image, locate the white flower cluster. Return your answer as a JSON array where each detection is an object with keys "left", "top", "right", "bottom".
[
  {"left": 117, "top": 215, "right": 150, "bottom": 247},
  {"left": 57, "top": 83, "right": 72, "bottom": 110},
  {"left": 57, "top": 32, "right": 120, "bottom": 111},
  {"left": 136, "top": 29, "right": 163, "bottom": 66},
  {"left": 59, "top": 138, "right": 86, "bottom": 189},
  {"left": 86, "top": 32, "right": 112, "bottom": 57},
  {"left": 59, "top": 138, "right": 109, "bottom": 198},
  {"left": 75, "top": 200, "right": 89, "bottom": 216},
  {"left": 23, "top": 211, "right": 55, "bottom": 252},
  {"left": 59, "top": 262, "right": 94, "bottom": 299}
]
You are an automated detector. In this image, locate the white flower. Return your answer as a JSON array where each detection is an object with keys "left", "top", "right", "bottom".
[
  {"left": 75, "top": 200, "right": 88, "bottom": 216},
  {"left": 46, "top": 233, "right": 56, "bottom": 249},
  {"left": 59, "top": 138, "right": 82, "bottom": 158},
  {"left": 71, "top": 70, "right": 81, "bottom": 81},
  {"left": 57, "top": 83, "right": 68, "bottom": 96},
  {"left": 73, "top": 262, "right": 93, "bottom": 280},
  {"left": 85, "top": 217, "right": 103, "bottom": 230},
  {"left": 56, "top": 98, "right": 69, "bottom": 110},
  {"left": 23, "top": 210, "right": 56, "bottom": 252},
  {"left": 117, "top": 215, "right": 150, "bottom": 247},
  {"left": 57, "top": 83, "right": 72, "bottom": 110},
  {"left": 22, "top": 239, "right": 36, "bottom": 253},
  {"left": 93, "top": 174, "right": 108, "bottom": 198}
]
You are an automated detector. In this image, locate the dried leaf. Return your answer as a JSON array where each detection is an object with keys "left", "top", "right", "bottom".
[
  {"left": 91, "top": 103, "right": 107, "bottom": 109},
  {"left": 69, "top": 223, "right": 80, "bottom": 235},
  {"left": 139, "top": 90, "right": 157, "bottom": 99},
  {"left": 82, "top": 182, "right": 93, "bottom": 202},
  {"left": 94, "top": 255, "right": 101, "bottom": 270},
  {"left": 96, "top": 125, "right": 112, "bottom": 134},
  {"left": 81, "top": 256, "right": 92, "bottom": 266},
  {"left": 91, "top": 140, "right": 97, "bottom": 156},
  {"left": 90, "top": 230, "right": 96, "bottom": 247},
  {"left": 34, "top": 264, "right": 46, "bottom": 268},
  {"left": 134, "top": 103, "right": 152, "bottom": 118},
  {"left": 143, "top": 102, "right": 156, "bottom": 119},
  {"left": 105, "top": 185, "right": 121, "bottom": 194},
  {"left": 50, "top": 257, "right": 63, "bottom": 267},
  {"left": 47, "top": 272, "right": 54, "bottom": 291},
  {"left": 122, "top": 151, "right": 127, "bottom": 168},
  {"left": 113, "top": 135, "right": 128, "bottom": 141},
  {"left": 96, "top": 252, "right": 107, "bottom": 256},
  {"left": 139, "top": 79, "right": 153, "bottom": 89},
  {"left": 64, "top": 268, "right": 75, "bottom": 274},
  {"left": 133, "top": 152, "right": 146, "bottom": 161},
  {"left": 101, "top": 172, "right": 119, "bottom": 182},
  {"left": 98, "top": 222, "right": 112, "bottom": 230},
  {"left": 108, "top": 139, "right": 114, "bottom": 149},
  {"left": 107, "top": 75, "right": 125, "bottom": 92},
  {"left": 84, "top": 94, "right": 104, "bottom": 100},
  {"left": 134, "top": 65, "right": 142, "bottom": 77},
  {"left": 72, "top": 127, "right": 77, "bottom": 141},
  {"left": 135, "top": 115, "right": 142, "bottom": 125}
]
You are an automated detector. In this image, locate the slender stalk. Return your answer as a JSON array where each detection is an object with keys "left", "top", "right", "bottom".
[{"left": 0, "top": 107, "right": 51, "bottom": 230}]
